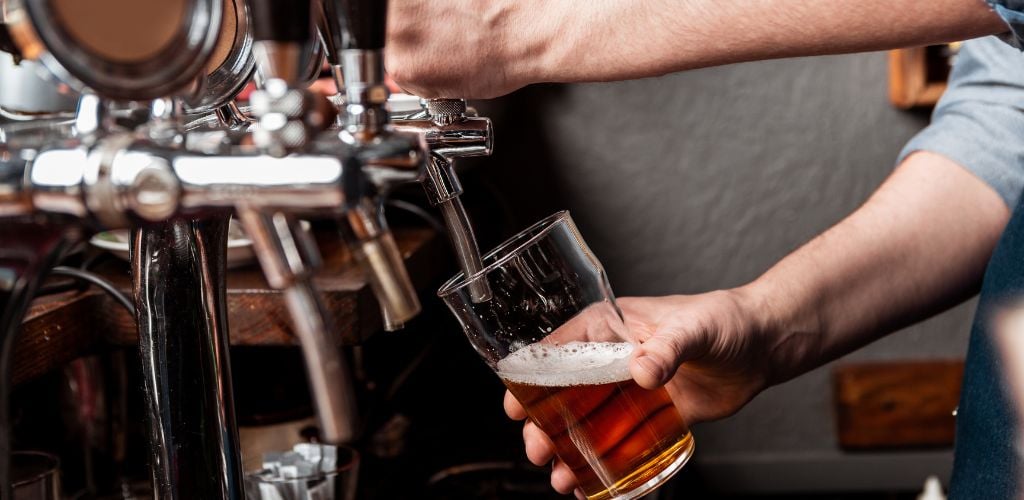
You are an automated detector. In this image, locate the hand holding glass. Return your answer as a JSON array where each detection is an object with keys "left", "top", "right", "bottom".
[{"left": 439, "top": 211, "right": 694, "bottom": 500}]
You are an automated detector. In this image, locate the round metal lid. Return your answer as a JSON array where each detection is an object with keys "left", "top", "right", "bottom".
[
  {"left": 186, "top": 0, "right": 254, "bottom": 113},
  {"left": 8, "top": 0, "right": 221, "bottom": 101}
]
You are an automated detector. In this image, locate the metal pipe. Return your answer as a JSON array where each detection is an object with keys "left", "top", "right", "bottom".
[
  {"left": 438, "top": 198, "right": 490, "bottom": 301},
  {"left": 131, "top": 214, "right": 244, "bottom": 500},
  {"left": 236, "top": 208, "right": 358, "bottom": 444}
]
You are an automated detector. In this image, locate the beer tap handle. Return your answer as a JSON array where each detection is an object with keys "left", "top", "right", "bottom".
[
  {"left": 318, "top": 0, "right": 386, "bottom": 80},
  {"left": 236, "top": 207, "right": 358, "bottom": 444},
  {"left": 334, "top": 0, "right": 387, "bottom": 51},
  {"left": 250, "top": 0, "right": 313, "bottom": 83},
  {"left": 251, "top": 0, "right": 312, "bottom": 44},
  {"left": 314, "top": 0, "right": 345, "bottom": 93}
]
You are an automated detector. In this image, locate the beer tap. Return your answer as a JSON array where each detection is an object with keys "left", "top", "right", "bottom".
[
  {"left": 313, "top": 0, "right": 425, "bottom": 330},
  {"left": 393, "top": 99, "right": 493, "bottom": 302},
  {"left": 242, "top": 0, "right": 359, "bottom": 445},
  {"left": 316, "top": 0, "right": 494, "bottom": 303}
]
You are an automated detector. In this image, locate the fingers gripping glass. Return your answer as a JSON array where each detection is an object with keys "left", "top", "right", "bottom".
[{"left": 439, "top": 212, "right": 694, "bottom": 500}]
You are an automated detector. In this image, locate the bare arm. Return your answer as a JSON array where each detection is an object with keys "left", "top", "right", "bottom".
[
  {"left": 387, "top": 0, "right": 1005, "bottom": 98},
  {"left": 508, "top": 151, "right": 1009, "bottom": 494},
  {"left": 747, "top": 151, "right": 1009, "bottom": 383},
  {"left": 506, "top": 151, "right": 1009, "bottom": 495}
]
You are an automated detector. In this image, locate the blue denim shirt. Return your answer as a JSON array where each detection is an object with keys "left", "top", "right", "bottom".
[
  {"left": 899, "top": 37, "right": 1024, "bottom": 209},
  {"left": 988, "top": 0, "right": 1024, "bottom": 47},
  {"left": 898, "top": 5, "right": 1024, "bottom": 495}
]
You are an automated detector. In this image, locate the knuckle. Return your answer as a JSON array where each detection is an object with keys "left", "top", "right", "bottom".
[{"left": 646, "top": 332, "right": 685, "bottom": 363}]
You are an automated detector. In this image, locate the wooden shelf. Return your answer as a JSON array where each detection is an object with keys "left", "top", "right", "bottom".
[{"left": 14, "top": 227, "right": 443, "bottom": 386}]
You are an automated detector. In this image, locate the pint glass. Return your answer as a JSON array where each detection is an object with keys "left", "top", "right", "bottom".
[{"left": 438, "top": 211, "right": 694, "bottom": 500}]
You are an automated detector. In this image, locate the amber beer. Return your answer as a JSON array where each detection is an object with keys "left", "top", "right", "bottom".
[{"left": 498, "top": 341, "right": 694, "bottom": 500}]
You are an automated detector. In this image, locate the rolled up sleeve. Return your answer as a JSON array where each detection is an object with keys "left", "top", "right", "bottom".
[
  {"left": 987, "top": 0, "right": 1024, "bottom": 48},
  {"left": 898, "top": 36, "right": 1024, "bottom": 208}
]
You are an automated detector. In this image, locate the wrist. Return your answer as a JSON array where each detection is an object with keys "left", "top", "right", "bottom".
[
  {"left": 733, "top": 278, "right": 825, "bottom": 385},
  {"left": 524, "top": 0, "right": 599, "bottom": 85}
]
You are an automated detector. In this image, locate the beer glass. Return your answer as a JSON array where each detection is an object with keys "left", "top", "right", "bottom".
[
  {"left": 438, "top": 211, "right": 694, "bottom": 500},
  {"left": 10, "top": 451, "right": 60, "bottom": 500}
]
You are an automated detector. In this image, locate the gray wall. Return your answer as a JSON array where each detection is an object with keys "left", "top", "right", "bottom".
[{"left": 477, "top": 51, "right": 976, "bottom": 493}]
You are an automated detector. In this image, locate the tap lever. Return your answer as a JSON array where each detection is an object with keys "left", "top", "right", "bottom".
[
  {"left": 236, "top": 209, "right": 321, "bottom": 288},
  {"left": 236, "top": 206, "right": 357, "bottom": 444},
  {"left": 251, "top": 0, "right": 312, "bottom": 43}
]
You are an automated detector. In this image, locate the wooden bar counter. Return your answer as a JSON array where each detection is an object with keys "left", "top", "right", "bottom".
[{"left": 14, "top": 227, "right": 442, "bottom": 386}]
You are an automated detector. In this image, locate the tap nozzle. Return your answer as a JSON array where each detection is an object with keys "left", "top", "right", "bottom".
[{"left": 340, "top": 198, "right": 420, "bottom": 331}]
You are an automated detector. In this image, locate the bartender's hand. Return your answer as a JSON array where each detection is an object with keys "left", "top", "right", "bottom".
[
  {"left": 386, "top": 0, "right": 548, "bottom": 99},
  {"left": 503, "top": 152, "right": 1011, "bottom": 496},
  {"left": 504, "top": 291, "right": 777, "bottom": 496}
]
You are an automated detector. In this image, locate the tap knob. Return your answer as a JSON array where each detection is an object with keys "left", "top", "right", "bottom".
[
  {"left": 334, "top": 0, "right": 387, "bottom": 51},
  {"left": 425, "top": 98, "right": 468, "bottom": 126},
  {"left": 251, "top": 0, "right": 313, "bottom": 83},
  {"left": 251, "top": 0, "right": 312, "bottom": 44}
]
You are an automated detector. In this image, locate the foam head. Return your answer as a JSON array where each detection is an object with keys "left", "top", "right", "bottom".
[{"left": 496, "top": 341, "right": 634, "bottom": 387}]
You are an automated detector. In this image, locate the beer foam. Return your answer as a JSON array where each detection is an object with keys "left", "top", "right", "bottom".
[{"left": 496, "top": 341, "right": 634, "bottom": 386}]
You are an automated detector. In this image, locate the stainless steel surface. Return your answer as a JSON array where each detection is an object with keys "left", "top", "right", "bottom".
[
  {"left": 72, "top": 94, "right": 107, "bottom": 138},
  {"left": 131, "top": 215, "right": 244, "bottom": 500},
  {"left": 0, "top": 52, "right": 76, "bottom": 119},
  {"left": 214, "top": 101, "right": 251, "bottom": 129},
  {"left": 438, "top": 197, "right": 489, "bottom": 302},
  {"left": 4, "top": 0, "right": 222, "bottom": 101},
  {"left": 340, "top": 198, "right": 420, "bottom": 331},
  {"left": 424, "top": 99, "right": 468, "bottom": 127},
  {"left": 239, "top": 209, "right": 357, "bottom": 442},
  {"left": 186, "top": 0, "right": 255, "bottom": 114},
  {"left": 392, "top": 100, "right": 493, "bottom": 302},
  {"left": 340, "top": 50, "right": 387, "bottom": 136}
]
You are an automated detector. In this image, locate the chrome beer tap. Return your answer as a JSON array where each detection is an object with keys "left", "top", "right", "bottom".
[
  {"left": 392, "top": 98, "right": 494, "bottom": 302},
  {"left": 316, "top": 0, "right": 494, "bottom": 303},
  {"left": 241, "top": 0, "right": 360, "bottom": 445},
  {"left": 0, "top": 0, "right": 247, "bottom": 498}
]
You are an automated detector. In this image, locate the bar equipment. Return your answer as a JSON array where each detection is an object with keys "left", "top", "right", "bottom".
[
  {"left": 0, "top": 0, "right": 499, "bottom": 497},
  {"left": 9, "top": 452, "right": 60, "bottom": 500},
  {"left": 244, "top": 444, "right": 358, "bottom": 500}
]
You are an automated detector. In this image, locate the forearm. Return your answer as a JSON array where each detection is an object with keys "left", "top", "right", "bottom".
[
  {"left": 739, "top": 152, "right": 1009, "bottom": 384},
  {"left": 541, "top": 0, "right": 1002, "bottom": 84}
]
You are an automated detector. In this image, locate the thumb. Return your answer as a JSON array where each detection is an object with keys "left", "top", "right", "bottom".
[{"left": 630, "top": 325, "right": 711, "bottom": 389}]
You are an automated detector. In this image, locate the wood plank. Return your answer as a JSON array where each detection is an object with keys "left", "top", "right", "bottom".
[
  {"left": 888, "top": 47, "right": 950, "bottom": 109},
  {"left": 15, "top": 227, "right": 442, "bottom": 384},
  {"left": 833, "top": 360, "right": 963, "bottom": 449}
]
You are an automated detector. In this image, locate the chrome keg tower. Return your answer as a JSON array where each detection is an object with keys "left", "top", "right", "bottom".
[{"left": 0, "top": 0, "right": 494, "bottom": 498}]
